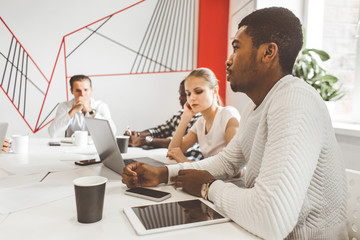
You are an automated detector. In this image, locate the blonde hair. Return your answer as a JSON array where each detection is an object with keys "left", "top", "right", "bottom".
[{"left": 185, "top": 68, "right": 223, "bottom": 106}]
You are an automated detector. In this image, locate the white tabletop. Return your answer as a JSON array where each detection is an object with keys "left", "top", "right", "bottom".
[{"left": 0, "top": 138, "right": 260, "bottom": 240}]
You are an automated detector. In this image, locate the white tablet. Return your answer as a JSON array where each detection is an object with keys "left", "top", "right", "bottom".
[{"left": 124, "top": 199, "right": 230, "bottom": 235}]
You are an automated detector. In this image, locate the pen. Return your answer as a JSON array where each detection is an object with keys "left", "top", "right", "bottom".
[
  {"left": 127, "top": 126, "right": 132, "bottom": 135},
  {"left": 40, "top": 172, "right": 51, "bottom": 182}
]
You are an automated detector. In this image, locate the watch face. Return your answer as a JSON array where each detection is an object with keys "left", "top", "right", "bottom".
[
  {"left": 201, "top": 183, "right": 207, "bottom": 198},
  {"left": 145, "top": 136, "right": 153, "bottom": 143}
]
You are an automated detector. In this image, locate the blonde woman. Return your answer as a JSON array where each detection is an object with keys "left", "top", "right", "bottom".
[{"left": 167, "top": 68, "right": 240, "bottom": 163}]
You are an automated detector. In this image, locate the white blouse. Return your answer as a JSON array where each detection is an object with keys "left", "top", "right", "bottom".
[{"left": 189, "top": 106, "right": 240, "bottom": 158}]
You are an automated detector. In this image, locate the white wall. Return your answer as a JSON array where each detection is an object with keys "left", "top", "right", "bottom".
[
  {"left": 0, "top": 0, "right": 191, "bottom": 137},
  {"left": 226, "top": 0, "right": 255, "bottom": 115}
]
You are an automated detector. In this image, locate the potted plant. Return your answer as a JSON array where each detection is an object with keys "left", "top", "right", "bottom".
[{"left": 292, "top": 47, "right": 345, "bottom": 102}]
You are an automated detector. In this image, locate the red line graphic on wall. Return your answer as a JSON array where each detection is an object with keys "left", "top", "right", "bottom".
[{"left": 0, "top": 0, "right": 197, "bottom": 133}]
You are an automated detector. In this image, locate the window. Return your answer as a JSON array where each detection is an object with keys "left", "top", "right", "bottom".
[{"left": 306, "top": 0, "right": 360, "bottom": 124}]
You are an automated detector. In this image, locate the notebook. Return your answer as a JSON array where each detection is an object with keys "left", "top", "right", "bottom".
[
  {"left": 0, "top": 123, "right": 8, "bottom": 150},
  {"left": 85, "top": 117, "right": 165, "bottom": 175}
]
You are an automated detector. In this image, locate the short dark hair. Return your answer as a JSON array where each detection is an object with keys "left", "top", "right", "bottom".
[
  {"left": 69, "top": 75, "right": 92, "bottom": 89},
  {"left": 238, "top": 7, "right": 303, "bottom": 74}
]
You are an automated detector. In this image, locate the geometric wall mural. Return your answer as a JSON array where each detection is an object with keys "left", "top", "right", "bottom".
[{"left": 0, "top": 0, "right": 198, "bottom": 133}]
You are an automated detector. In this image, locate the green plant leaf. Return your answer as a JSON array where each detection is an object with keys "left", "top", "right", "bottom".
[
  {"left": 308, "top": 49, "right": 330, "bottom": 61},
  {"left": 317, "top": 74, "right": 338, "bottom": 84},
  {"left": 293, "top": 28, "right": 345, "bottom": 101}
]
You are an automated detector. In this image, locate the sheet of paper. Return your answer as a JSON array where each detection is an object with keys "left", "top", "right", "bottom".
[
  {"left": 0, "top": 168, "right": 97, "bottom": 214},
  {"left": 0, "top": 213, "right": 9, "bottom": 224},
  {"left": 0, "top": 182, "right": 73, "bottom": 214},
  {"left": 4, "top": 162, "right": 76, "bottom": 176},
  {"left": 61, "top": 143, "right": 97, "bottom": 155},
  {"left": 0, "top": 173, "right": 45, "bottom": 189},
  {"left": 0, "top": 167, "right": 15, "bottom": 178}
]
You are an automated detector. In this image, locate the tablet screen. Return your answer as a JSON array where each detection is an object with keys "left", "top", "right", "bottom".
[{"left": 131, "top": 199, "right": 225, "bottom": 230}]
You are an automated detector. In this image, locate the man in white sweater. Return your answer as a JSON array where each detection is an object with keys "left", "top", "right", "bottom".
[{"left": 122, "top": 7, "right": 348, "bottom": 239}]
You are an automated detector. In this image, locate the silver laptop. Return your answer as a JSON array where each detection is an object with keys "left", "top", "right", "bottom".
[
  {"left": 85, "top": 117, "right": 165, "bottom": 175},
  {"left": 0, "top": 123, "right": 8, "bottom": 149}
]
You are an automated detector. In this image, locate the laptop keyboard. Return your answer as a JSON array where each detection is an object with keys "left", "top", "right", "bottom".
[{"left": 124, "top": 159, "right": 137, "bottom": 166}]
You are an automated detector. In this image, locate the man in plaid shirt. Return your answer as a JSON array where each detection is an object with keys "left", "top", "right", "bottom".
[{"left": 126, "top": 80, "right": 203, "bottom": 161}]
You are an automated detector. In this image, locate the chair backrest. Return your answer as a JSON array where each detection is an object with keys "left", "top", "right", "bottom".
[{"left": 346, "top": 169, "right": 360, "bottom": 239}]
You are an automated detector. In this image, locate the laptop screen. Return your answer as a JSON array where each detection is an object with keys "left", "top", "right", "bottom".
[
  {"left": 85, "top": 117, "right": 126, "bottom": 174},
  {"left": 0, "top": 123, "right": 8, "bottom": 150},
  {"left": 85, "top": 117, "right": 166, "bottom": 175}
]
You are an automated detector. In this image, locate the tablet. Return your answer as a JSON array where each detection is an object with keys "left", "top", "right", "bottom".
[{"left": 124, "top": 199, "right": 230, "bottom": 235}]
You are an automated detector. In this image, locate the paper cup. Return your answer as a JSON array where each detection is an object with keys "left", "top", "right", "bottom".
[
  {"left": 73, "top": 176, "right": 107, "bottom": 223},
  {"left": 116, "top": 135, "right": 130, "bottom": 153}
]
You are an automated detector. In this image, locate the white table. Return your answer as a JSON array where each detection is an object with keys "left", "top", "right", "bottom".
[{"left": 0, "top": 138, "right": 260, "bottom": 240}]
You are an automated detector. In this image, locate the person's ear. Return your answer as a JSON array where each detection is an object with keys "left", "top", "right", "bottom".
[
  {"left": 262, "top": 43, "right": 278, "bottom": 62},
  {"left": 213, "top": 86, "right": 219, "bottom": 96}
]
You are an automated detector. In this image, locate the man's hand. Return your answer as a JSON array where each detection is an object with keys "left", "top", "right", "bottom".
[
  {"left": 122, "top": 162, "right": 168, "bottom": 188},
  {"left": 79, "top": 96, "right": 92, "bottom": 113},
  {"left": 69, "top": 96, "right": 91, "bottom": 117},
  {"left": 167, "top": 147, "right": 189, "bottom": 162},
  {"left": 171, "top": 169, "right": 215, "bottom": 197},
  {"left": 128, "top": 131, "right": 145, "bottom": 147},
  {"left": 71, "top": 101, "right": 83, "bottom": 113}
]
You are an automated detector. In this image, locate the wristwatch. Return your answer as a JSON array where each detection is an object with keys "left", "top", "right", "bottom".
[
  {"left": 89, "top": 109, "right": 96, "bottom": 115},
  {"left": 201, "top": 183, "right": 209, "bottom": 200},
  {"left": 201, "top": 180, "right": 215, "bottom": 200},
  {"left": 145, "top": 136, "right": 153, "bottom": 144}
]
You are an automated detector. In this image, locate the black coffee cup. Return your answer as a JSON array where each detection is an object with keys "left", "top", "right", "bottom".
[
  {"left": 73, "top": 176, "right": 107, "bottom": 223},
  {"left": 116, "top": 136, "right": 130, "bottom": 153}
]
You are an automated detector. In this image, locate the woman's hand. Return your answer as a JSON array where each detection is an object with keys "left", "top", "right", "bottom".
[
  {"left": 1, "top": 138, "right": 10, "bottom": 153},
  {"left": 182, "top": 102, "right": 196, "bottom": 120},
  {"left": 167, "top": 147, "right": 190, "bottom": 163}
]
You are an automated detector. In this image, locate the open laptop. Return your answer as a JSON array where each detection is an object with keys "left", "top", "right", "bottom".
[
  {"left": 85, "top": 117, "right": 165, "bottom": 175},
  {"left": 0, "top": 123, "right": 8, "bottom": 149}
]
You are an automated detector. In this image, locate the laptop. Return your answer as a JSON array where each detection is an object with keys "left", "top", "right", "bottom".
[
  {"left": 85, "top": 117, "right": 165, "bottom": 175},
  {"left": 0, "top": 123, "right": 9, "bottom": 149}
]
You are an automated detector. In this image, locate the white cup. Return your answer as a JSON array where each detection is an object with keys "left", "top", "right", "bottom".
[
  {"left": 71, "top": 131, "right": 88, "bottom": 146},
  {"left": 11, "top": 135, "right": 29, "bottom": 154}
]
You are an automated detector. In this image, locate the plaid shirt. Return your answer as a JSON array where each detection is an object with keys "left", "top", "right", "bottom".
[{"left": 148, "top": 110, "right": 203, "bottom": 161}]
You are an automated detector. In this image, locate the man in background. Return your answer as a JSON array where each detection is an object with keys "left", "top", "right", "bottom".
[{"left": 48, "top": 75, "right": 116, "bottom": 138}]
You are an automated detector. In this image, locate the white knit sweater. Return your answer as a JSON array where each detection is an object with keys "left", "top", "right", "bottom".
[{"left": 167, "top": 75, "right": 348, "bottom": 239}]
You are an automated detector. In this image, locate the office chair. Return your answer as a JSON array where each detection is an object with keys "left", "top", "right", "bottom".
[{"left": 346, "top": 168, "right": 360, "bottom": 239}]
